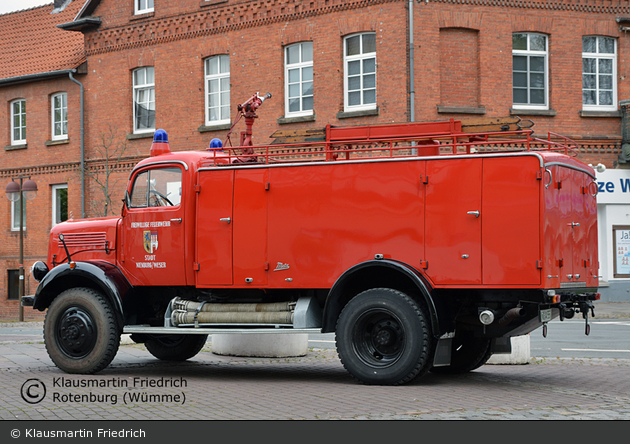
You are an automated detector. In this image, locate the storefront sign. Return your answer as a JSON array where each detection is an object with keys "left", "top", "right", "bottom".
[
  {"left": 614, "top": 225, "right": 630, "bottom": 278},
  {"left": 596, "top": 170, "right": 630, "bottom": 204}
]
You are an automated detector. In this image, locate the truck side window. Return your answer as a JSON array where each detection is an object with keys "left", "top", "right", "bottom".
[{"left": 129, "top": 167, "right": 182, "bottom": 208}]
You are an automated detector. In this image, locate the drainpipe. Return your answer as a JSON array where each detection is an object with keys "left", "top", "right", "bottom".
[
  {"left": 409, "top": 0, "right": 415, "bottom": 124},
  {"left": 68, "top": 70, "right": 85, "bottom": 218}
]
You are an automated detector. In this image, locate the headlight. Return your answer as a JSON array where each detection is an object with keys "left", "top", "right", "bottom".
[{"left": 31, "top": 261, "right": 49, "bottom": 282}]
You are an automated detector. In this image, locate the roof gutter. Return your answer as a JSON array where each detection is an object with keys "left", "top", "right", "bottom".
[
  {"left": 0, "top": 69, "right": 74, "bottom": 87},
  {"left": 57, "top": 17, "right": 101, "bottom": 32},
  {"left": 68, "top": 70, "right": 86, "bottom": 219}
]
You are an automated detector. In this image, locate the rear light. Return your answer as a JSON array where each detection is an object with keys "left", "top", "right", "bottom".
[
  {"left": 594, "top": 293, "right": 601, "bottom": 300},
  {"left": 548, "top": 295, "right": 561, "bottom": 304}
]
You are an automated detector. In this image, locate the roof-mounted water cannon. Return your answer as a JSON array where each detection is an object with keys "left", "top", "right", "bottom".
[{"left": 237, "top": 92, "right": 272, "bottom": 149}]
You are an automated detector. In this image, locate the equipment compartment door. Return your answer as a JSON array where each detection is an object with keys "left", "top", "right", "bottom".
[
  {"left": 195, "top": 170, "right": 234, "bottom": 286},
  {"left": 425, "top": 158, "right": 482, "bottom": 285},
  {"left": 481, "top": 156, "right": 541, "bottom": 285}
]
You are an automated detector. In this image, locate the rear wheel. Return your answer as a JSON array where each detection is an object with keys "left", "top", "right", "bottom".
[
  {"left": 44, "top": 287, "right": 120, "bottom": 374},
  {"left": 336, "top": 288, "right": 434, "bottom": 385},
  {"left": 145, "top": 334, "right": 208, "bottom": 361},
  {"left": 430, "top": 331, "right": 492, "bottom": 374}
]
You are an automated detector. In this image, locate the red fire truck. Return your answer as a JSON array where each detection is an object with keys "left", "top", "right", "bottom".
[{"left": 26, "top": 93, "right": 600, "bottom": 385}]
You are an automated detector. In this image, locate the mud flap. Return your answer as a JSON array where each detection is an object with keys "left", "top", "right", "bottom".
[
  {"left": 432, "top": 333, "right": 453, "bottom": 367},
  {"left": 490, "top": 336, "right": 512, "bottom": 354}
]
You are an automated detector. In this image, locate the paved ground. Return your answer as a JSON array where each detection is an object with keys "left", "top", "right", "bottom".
[{"left": 0, "top": 302, "right": 628, "bottom": 421}]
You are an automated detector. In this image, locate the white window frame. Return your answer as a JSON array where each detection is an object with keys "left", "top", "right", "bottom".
[
  {"left": 133, "top": 67, "right": 155, "bottom": 134},
  {"left": 284, "top": 42, "right": 314, "bottom": 118},
  {"left": 135, "top": 0, "right": 154, "bottom": 15},
  {"left": 204, "top": 55, "right": 231, "bottom": 126},
  {"left": 51, "top": 93, "right": 68, "bottom": 141},
  {"left": 582, "top": 36, "right": 617, "bottom": 112},
  {"left": 52, "top": 184, "right": 68, "bottom": 226},
  {"left": 11, "top": 99, "right": 26, "bottom": 145},
  {"left": 11, "top": 199, "right": 25, "bottom": 232},
  {"left": 343, "top": 33, "right": 377, "bottom": 112},
  {"left": 512, "top": 33, "right": 549, "bottom": 110}
]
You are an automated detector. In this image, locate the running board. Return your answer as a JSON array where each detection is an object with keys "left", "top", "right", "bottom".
[{"left": 123, "top": 325, "right": 322, "bottom": 335}]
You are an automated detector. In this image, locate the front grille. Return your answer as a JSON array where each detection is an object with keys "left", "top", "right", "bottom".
[{"left": 57, "top": 232, "right": 108, "bottom": 249}]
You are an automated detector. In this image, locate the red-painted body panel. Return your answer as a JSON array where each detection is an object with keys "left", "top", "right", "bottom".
[
  {"left": 481, "top": 156, "right": 541, "bottom": 285},
  {"left": 542, "top": 160, "right": 599, "bottom": 289},
  {"left": 263, "top": 160, "right": 426, "bottom": 288},
  {"left": 425, "top": 158, "right": 482, "bottom": 285}
]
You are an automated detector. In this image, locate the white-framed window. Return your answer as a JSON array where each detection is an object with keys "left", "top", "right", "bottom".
[
  {"left": 133, "top": 67, "right": 155, "bottom": 133},
  {"left": 343, "top": 33, "right": 376, "bottom": 112},
  {"left": 284, "top": 42, "right": 313, "bottom": 117},
  {"left": 11, "top": 99, "right": 26, "bottom": 145},
  {"left": 512, "top": 33, "right": 549, "bottom": 109},
  {"left": 52, "top": 184, "right": 68, "bottom": 226},
  {"left": 51, "top": 93, "right": 68, "bottom": 141},
  {"left": 204, "top": 55, "right": 230, "bottom": 126},
  {"left": 11, "top": 199, "right": 26, "bottom": 231},
  {"left": 135, "top": 0, "right": 153, "bottom": 15},
  {"left": 582, "top": 36, "right": 617, "bottom": 111}
]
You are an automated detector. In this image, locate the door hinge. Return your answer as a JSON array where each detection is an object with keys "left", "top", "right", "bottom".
[
  {"left": 537, "top": 260, "right": 543, "bottom": 269},
  {"left": 557, "top": 258, "right": 564, "bottom": 268},
  {"left": 583, "top": 259, "right": 591, "bottom": 267},
  {"left": 265, "top": 182, "right": 270, "bottom": 191},
  {"left": 193, "top": 263, "right": 200, "bottom": 271},
  {"left": 195, "top": 184, "right": 201, "bottom": 193},
  {"left": 536, "top": 170, "right": 543, "bottom": 180},
  {"left": 420, "top": 175, "right": 429, "bottom": 184},
  {"left": 264, "top": 262, "right": 269, "bottom": 271},
  {"left": 420, "top": 260, "right": 429, "bottom": 269}
]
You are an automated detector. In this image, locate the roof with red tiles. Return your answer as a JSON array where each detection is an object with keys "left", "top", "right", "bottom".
[{"left": 0, "top": 1, "right": 86, "bottom": 81}]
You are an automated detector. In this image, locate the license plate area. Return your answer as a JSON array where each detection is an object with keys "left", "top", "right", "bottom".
[{"left": 539, "top": 307, "right": 552, "bottom": 323}]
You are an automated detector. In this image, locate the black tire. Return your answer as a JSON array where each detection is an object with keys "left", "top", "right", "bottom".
[
  {"left": 335, "top": 288, "right": 435, "bottom": 385},
  {"left": 430, "top": 331, "right": 492, "bottom": 375},
  {"left": 44, "top": 287, "right": 120, "bottom": 374},
  {"left": 145, "top": 334, "right": 208, "bottom": 361}
]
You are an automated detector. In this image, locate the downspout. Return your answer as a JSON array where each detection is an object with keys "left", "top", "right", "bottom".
[
  {"left": 68, "top": 70, "right": 85, "bottom": 218},
  {"left": 409, "top": 0, "right": 416, "bottom": 154},
  {"left": 409, "top": 0, "right": 415, "bottom": 124}
]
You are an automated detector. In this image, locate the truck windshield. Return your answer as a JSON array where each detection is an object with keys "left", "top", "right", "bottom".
[{"left": 129, "top": 167, "right": 182, "bottom": 208}]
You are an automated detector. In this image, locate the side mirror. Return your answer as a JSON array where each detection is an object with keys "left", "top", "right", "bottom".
[{"left": 123, "top": 190, "right": 130, "bottom": 209}]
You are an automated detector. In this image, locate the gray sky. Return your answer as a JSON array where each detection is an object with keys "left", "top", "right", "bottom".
[{"left": 0, "top": 0, "right": 54, "bottom": 15}]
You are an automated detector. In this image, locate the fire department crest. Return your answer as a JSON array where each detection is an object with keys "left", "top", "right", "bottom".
[{"left": 143, "top": 230, "right": 159, "bottom": 254}]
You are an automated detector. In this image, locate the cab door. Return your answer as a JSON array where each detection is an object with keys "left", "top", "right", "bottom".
[{"left": 122, "top": 165, "right": 186, "bottom": 286}]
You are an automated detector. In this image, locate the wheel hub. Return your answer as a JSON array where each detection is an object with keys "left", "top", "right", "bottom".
[
  {"left": 353, "top": 309, "right": 405, "bottom": 367},
  {"left": 57, "top": 307, "right": 97, "bottom": 358}
]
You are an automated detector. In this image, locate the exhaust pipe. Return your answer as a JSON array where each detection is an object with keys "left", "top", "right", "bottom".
[{"left": 498, "top": 308, "right": 526, "bottom": 326}]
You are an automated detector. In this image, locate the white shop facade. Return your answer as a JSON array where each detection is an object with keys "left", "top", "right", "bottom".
[{"left": 595, "top": 168, "right": 630, "bottom": 302}]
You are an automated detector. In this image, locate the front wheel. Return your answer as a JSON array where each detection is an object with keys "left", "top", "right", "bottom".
[
  {"left": 44, "top": 287, "right": 120, "bottom": 374},
  {"left": 335, "top": 288, "right": 435, "bottom": 385},
  {"left": 145, "top": 334, "right": 208, "bottom": 361}
]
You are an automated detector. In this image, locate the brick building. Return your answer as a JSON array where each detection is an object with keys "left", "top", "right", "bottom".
[
  {"left": 0, "top": 1, "right": 86, "bottom": 320},
  {"left": 2, "top": 0, "right": 630, "bottom": 319}
]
